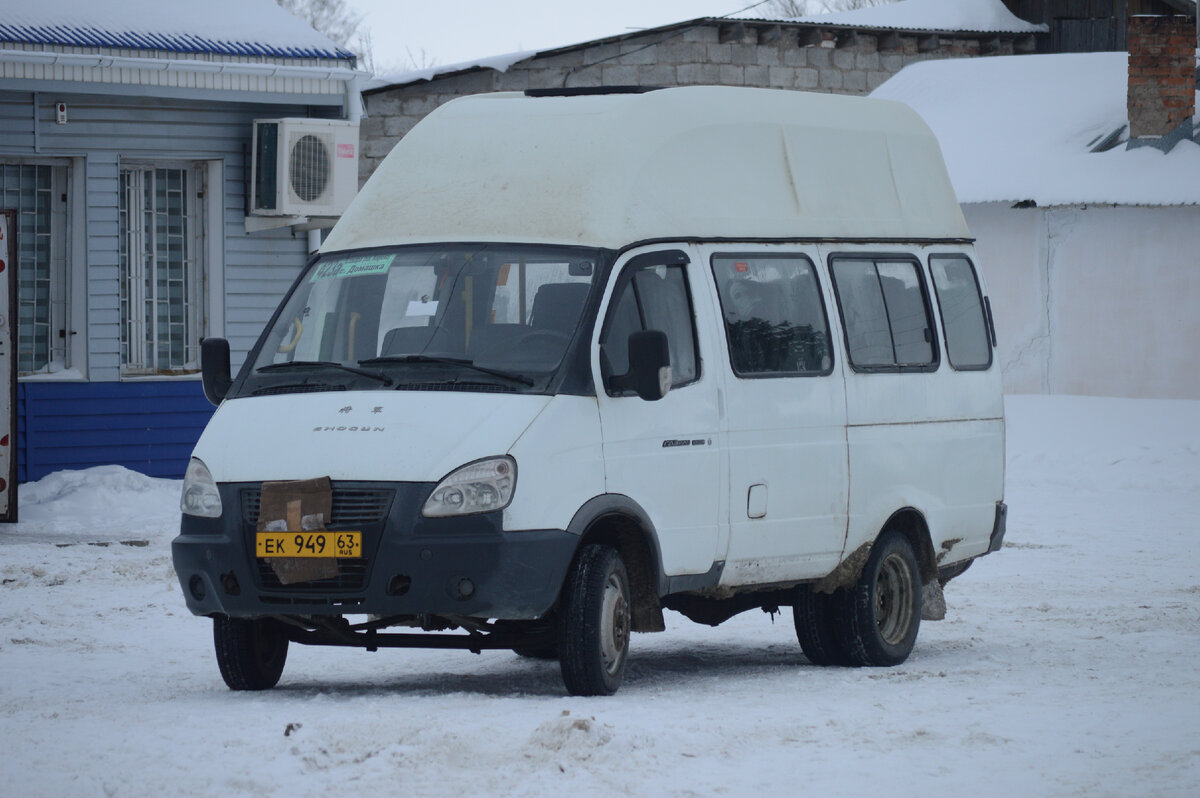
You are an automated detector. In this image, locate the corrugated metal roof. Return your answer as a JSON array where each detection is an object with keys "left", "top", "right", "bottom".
[
  {"left": 0, "top": 0, "right": 353, "bottom": 60},
  {"left": 0, "top": 23, "right": 352, "bottom": 59}
]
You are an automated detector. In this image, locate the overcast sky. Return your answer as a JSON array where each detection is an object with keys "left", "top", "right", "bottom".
[{"left": 345, "top": 1, "right": 781, "bottom": 74}]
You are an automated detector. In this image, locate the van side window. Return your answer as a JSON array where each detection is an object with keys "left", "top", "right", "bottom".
[
  {"left": 929, "top": 255, "right": 992, "bottom": 370},
  {"left": 830, "top": 257, "right": 937, "bottom": 372},
  {"left": 600, "top": 263, "right": 699, "bottom": 390},
  {"left": 711, "top": 254, "right": 832, "bottom": 376}
]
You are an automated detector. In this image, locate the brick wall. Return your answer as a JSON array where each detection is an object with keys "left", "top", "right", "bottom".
[
  {"left": 1127, "top": 15, "right": 1197, "bottom": 139},
  {"left": 360, "top": 23, "right": 1022, "bottom": 183}
]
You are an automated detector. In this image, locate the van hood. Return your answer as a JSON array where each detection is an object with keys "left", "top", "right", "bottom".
[{"left": 192, "top": 391, "right": 552, "bottom": 483}]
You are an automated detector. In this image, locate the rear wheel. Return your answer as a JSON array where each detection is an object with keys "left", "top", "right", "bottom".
[
  {"left": 833, "top": 530, "right": 922, "bottom": 667},
  {"left": 557, "top": 545, "right": 631, "bottom": 696},
  {"left": 213, "top": 616, "right": 289, "bottom": 690},
  {"left": 793, "top": 585, "right": 851, "bottom": 666}
]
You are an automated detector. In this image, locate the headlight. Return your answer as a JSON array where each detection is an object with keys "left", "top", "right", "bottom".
[
  {"left": 422, "top": 456, "right": 516, "bottom": 518},
  {"left": 181, "top": 457, "right": 222, "bottom": 518}
]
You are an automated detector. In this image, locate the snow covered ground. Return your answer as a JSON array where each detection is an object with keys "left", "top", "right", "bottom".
[{"left": 1, "top": 395, "right": 1197, "bottom": 797}]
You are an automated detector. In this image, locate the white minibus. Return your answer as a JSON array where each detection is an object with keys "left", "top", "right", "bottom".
[{"left": 173, "top": 86, "right": 1006, "bottom": 696}]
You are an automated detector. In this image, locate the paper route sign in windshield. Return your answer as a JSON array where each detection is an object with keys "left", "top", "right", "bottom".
[{"left": 310, "top": 254, "right": 395, "bottom": 282}]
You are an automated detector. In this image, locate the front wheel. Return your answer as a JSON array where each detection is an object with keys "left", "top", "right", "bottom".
[
  {"left": 212, "top": 616, "right": 290, "bottom": 690},
  {"left": 557, "top": 545, "right": 632, "bottom": 696},
  {"left": 834, "top": 530, "right": 922, "bottom": 666}
]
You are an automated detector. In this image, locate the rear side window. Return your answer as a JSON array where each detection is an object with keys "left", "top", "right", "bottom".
[
  {"left": 830, "top": 256, "right": 937, "bottom": 372},
  {"left": 711, "top": 253, "right": 832, "bottom": 376},
  {"left": 600, "top": 262, "right": 699, "bottom": 390},
  {"left": 929, "top": 255, "right": 992, "bottom": 370}
]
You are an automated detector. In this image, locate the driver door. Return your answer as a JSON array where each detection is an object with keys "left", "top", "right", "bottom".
[{"left": 593, "top": 248, "right": 722, "bottom": 578}]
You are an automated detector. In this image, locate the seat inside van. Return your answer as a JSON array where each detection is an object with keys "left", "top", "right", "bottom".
[{"left": 530, "top": 283, "right": 589, "bottom": 335}]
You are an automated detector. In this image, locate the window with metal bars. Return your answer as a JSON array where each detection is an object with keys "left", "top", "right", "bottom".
[
  {"left": 119, "top": 164, "right": 205, "bottom": 374},
  {"left": 0, "top": 162, "right": 68, "bottom": 375}
]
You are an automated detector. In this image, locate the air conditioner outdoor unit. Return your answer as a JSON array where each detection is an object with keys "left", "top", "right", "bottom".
[{"left": 250, "top": 118, "right": 359, "bottom": 217}]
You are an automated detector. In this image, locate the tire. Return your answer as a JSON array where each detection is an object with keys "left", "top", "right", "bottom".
[
  {"left": 833, "top": 529, "right": 922, "bottom": 667},
  {"left": 212, "top": 616, "right": 290, "bottom": 690},
  {"left": 793, "top": 585, "right": 851, "bottom": 666},
  {"left": 557, "top": 544, "right": 632, "bottom": 696}
]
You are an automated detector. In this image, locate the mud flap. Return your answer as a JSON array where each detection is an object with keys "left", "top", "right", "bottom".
[
  {"left": 921, "top": 579, "right": 947, "bottom": 621},
  {"left": 258, "top": 477, "right": 336, "bottom": 585}
]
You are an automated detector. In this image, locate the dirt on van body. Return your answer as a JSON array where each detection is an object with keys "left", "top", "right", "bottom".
[{"left": 812, "top": 542, "right": 872, "bottom": 595}]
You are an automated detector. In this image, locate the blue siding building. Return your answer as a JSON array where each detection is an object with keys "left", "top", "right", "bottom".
[{"left": 0, "top": 1, "right": 366, "bottom": 481}]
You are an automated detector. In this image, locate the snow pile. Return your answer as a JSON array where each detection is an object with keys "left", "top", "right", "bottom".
[
  {"left": 1007, "top": 395, "right": 1200, "bottom": 495},
  {"left": 752, "top": 0, "right": 1047, "bottom": 33},
  {"left": 11, "top": 464, "right": 180, "bottom": 544},
  {"left": 1, "top": 395, "right": 1198, "bottom": 796},
  {"left": 873, "top": 52, "right": 1200, "bottom": 206},
  {"left": 0, "top": 0, "right": 350, "bottom": 59},
  {"left": 523, "top": 711, "right": 614, "bottom": 760}
]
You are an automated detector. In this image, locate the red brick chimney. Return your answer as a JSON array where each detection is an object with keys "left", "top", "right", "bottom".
[{"left": 1127, "top": 15, "right": 1196, "bottom": 141}]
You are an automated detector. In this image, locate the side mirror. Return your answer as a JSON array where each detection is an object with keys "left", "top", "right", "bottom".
[
  {"left": 611, "top": 330, "right": 671, "bottom": 401},
  {"left": 201, "top": 338, "right": 232, "bottom": 406}
]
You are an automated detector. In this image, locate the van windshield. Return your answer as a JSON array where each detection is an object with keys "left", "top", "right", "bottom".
[{"left": 243, "top": 245, "right": 603, "bottom": 395}]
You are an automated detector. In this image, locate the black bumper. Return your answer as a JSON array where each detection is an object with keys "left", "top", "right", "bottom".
[{"left": 171, "top": 481, "right": 579, "bottom": 620}]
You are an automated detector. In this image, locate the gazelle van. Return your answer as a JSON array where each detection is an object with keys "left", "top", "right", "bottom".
[{"left": 173, "top": 86, "right": 1006, "bottom": 696}]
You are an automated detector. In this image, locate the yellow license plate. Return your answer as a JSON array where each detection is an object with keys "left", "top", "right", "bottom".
[{"left": 256, "top": 531, "right": 361, "bottom": 558}]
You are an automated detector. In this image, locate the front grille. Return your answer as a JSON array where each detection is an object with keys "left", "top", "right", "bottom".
[
  {"left": 241, "top": 484, "right": 395, "bottom": 592},
  {"left": 259, "top": 595, "right": 364, "bottom": 607},
  {"left": 255, "top": 557, "right": 369, "bottom": 591},
  {"left": 241, "top": 487, "right": 394, "bottom": 527}
]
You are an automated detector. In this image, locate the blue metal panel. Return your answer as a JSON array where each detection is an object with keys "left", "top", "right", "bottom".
[{"left": 17, "top": 381, "right": 215, "bottom": 482}]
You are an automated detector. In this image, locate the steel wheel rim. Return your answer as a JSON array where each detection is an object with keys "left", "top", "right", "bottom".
[
  {"left": 875, "top": 553, "right": 915, "bottom": 646},
  {"left": 599, "top": 572, "right": 630, "bottom": 676}
]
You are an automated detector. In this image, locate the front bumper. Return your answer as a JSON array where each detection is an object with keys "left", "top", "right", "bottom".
[{"left": 171, "top": 481, "right": 578, "bottom": 620}]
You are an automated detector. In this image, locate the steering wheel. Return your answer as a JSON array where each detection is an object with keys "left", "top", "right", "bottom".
[{"left": 277, "top": 317, "right": 303, "bottom": 353}]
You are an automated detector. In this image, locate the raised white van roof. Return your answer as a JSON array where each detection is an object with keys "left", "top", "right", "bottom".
[{"left": 322, "top": 86, "right": 970, "bottom": 254}]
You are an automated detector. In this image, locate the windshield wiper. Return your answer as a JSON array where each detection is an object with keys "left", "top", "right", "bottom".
[
  {"left": 256, "top": 360, "right": 393, "bottom": 386},
  {"left": 358, "top": 354, "right": 535, "bottom": 387}
]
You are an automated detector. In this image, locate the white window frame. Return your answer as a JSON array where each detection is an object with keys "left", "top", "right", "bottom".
[
  {"left": 119, "top": 160, "right": 208, "bottom": 376},
  {"left": 0, "top": 158, "right": 75, "bottom": 377}
]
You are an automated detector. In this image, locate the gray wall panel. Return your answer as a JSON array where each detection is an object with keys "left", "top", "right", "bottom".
[{"left": 2, "top": 89, "right": 324, "bottom": 380}]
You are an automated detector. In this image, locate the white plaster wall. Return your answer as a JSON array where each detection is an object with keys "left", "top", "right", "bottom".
[
  {"left": 964, "top": 203, "right": 1200, "bottom": 400},
  {"left": 963, "top": 204, "right": 1049, "bottom": 394}
]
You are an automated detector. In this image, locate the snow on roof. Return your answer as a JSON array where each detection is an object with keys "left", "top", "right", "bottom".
[
  {"left": 754, "top": 0, "right": 1046, "bottom": 34},
  {"left": 0, "top": 0, "right": 352, "bottom": 59},
  {"left": 870, "top": 52, "right": 1200, "bottom": 206},
  {"left": 368, "top": 1, "right": 1047, "bottom": 92},
  {"left": 368, "top": 50, "right": 535, "bottom": 92}
]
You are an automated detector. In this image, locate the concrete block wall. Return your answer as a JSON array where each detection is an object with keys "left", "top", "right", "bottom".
[{"left": 360, "top": 23, "right": 1019, "bottom": 182}]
